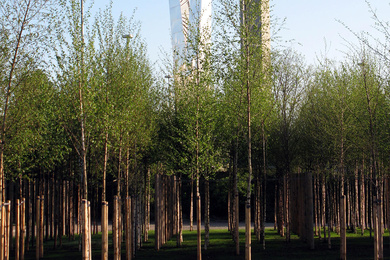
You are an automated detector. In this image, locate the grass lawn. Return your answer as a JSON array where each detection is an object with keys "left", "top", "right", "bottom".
[
  {"left": 15, "top": 228, "right": 390, "bottom": 259},
  {"left": 138, "top": 228, "right": 390, "bottom": 260}
]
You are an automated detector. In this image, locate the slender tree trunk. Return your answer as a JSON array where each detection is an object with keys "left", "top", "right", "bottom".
[
  {"left": 369, "top": 173, "right": 372, "bottom": 238},
  {"left": 228, "top": 166, "right": 232, "bottom": 233},
  {"left": 317, "top": 175, "right": 322, "bottom": 239},
  {"left": 101, "top": 200, "right": 108, "bottom": 260},
  {"left": 36, "top": 196, "right": 40, "bottom": 260},
  {"left": 378, "top": 183, "right": 384, "bottom": 259},
  {"left": 102, "top": 132, "right": 108, "bottom": 202},
  {"left": 255, "top": 177, "right": 260, "bottom": 241},
  {"left": 26, "top": 180, "right": 31, "bottom": 251},
  {"left": 321, "top": 175, "right": 326, "bottom": 241},
  {"left": 278, "top": 182, "right": 284, "bottom": 237},
  {"left": 374, "top": 194, "right": 379, "bottom": 260},
  {"left": 347, "top": 181, "right": 350, "bottom": 229},
  {"left": 260, "top": 123, "right": 266, "bottom": 247},
  {"left": 244, "top": 3, "right": 252, "bottom": 257},
  {"left": 40, "top": 196, "right": 44, "bottom": 258},
  {"left": 354, "top": 162, "right": 359, "bottom": 233},
  {"left": 155, "top": 173, "right": 160, "bottom": 251},
  {"left": 54, "top": 179, "right": 58, "bottom": 249},
  {"left": 79, "top": 0, "right": 88, "bottom": 202},
  {"left": 196, "top": 91, "right": 201, "bottom": 260},
  {"left": 71, "top": 179, "right": 75, "bottom": 239},
  {"left": 21, "top": 197, "right": 26, "bottom": 260},
  {"left": 125, "top": 145, "right": 130, "bottom": 250},
  {"left": 340, "top": 195, "right": 346, "bottom": 260},
  {"left": 227, "top": 161, "right": 233, "bottom": 234},
  {"left": 327, "top": 182, "right": 332, "bottom": 249},
  {"left": 361, "top": 168, "right": 365, "bottom": 235},
  {"left": 190, "top": 173, "right": 194, "bottom": 232},
  {"left": 204, "top": 177, "right": 210, "bottom": 250},
  {"left": 113, "top": 196, "right": 118, "bottom": 260},
  {"left": 125, "top": 196, "right": 132, "bottom": 260},
  {"left": 387, "top": 176, "right": 390, "bottom": 249},
  {"left": 314, "top": 176, "right": 318, "bottom": 237},
  {"left": 145, "top": 168, "right": 150, "bottom": 243},
  {"left": 286, "top": 174, "right": 290, "bottom": 242},
  {"left": 233, "top": 145, "right": 239, "bottom": 255},
  {"left": 16, "top": 199, "right": 20, "bottom": 260},
  {"left": 176, "top": 173, "right": 181, "bottom": 247},
  {"left": 179, "top": 174, "right": 183, "bottom": 244},
  {"left": 51, "top": 175, "right": 55, "bottom": 240},
  {"left": 117, "top": 135, "right": 122, "bottom": 197},
  {"left": 45, "top": 175, "right": 49, "bottom": 241},
  {"left": 274, "top": 184, "right": 277, "bottom": 231}
]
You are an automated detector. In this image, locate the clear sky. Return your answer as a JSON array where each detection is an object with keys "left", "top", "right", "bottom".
[{"left": 91, "top": 0, "right": 390, "bottom": 66}]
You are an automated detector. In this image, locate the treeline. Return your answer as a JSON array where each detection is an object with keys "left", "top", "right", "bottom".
[
  {"left": 1, "top": 0, "right": 390, "bottom": 259},
  {"left": 158, "top": 0, "right": 390, "bottom": 259},
  {"left": 1, "top": 0, "right": 155, "bottom": 258}
]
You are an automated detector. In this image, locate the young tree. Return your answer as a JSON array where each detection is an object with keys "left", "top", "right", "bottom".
[
  {"left": 270, "top": 48, "right": 308, "bottom": 241},
  {"left": 0, "top": 0, "right": 60, "bottom": 208},
  {"left": 215, "top": 1, "right": 270, "bottom": 258}
]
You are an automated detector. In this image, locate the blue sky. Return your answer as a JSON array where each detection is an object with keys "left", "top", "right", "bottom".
[{"left": 91, "top": 0, "right": 389, "bottom": 66}]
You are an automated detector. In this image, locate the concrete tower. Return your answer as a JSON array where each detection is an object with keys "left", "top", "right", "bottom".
[
  {"left": 260, "top": 0, "right": 270, "bottom": 65},
  {"left": 169, "top": 0, "right": 189, "bottom": 57},
  {"left": 241, "top": 0, "right": 270, "bottom": 61},
  {"left": 169, "top": 0, "right": 212, "bottom": 59}
]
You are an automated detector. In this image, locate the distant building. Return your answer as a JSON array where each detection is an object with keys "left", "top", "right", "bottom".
[
  {"left": 168, "top": 0, "right": 212, "bottom": 60},
  {"left": 169, "top": 0, "right": 189, "bottom": 58},
  {"left": 241, "top": 0, "right": 270, "bottom": 62}
]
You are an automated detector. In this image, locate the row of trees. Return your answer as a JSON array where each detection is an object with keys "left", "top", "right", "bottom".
[
  {"left": 1, "top": 0, "right": 155, "bottom": 200},
  {"left": 1, "top": 0, "right": 155, "bottom": 257},
  {"left": 1, "top": 0, "right": 390, "bottom": 259},
  {"left": 158, "top": 1, "right": 390, "bottom": 259}
]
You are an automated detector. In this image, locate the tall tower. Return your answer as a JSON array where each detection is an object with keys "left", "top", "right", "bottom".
[
  {"left": 260, "top": 0, "right": 270, "bottom": 66},
  {"left": 169, "top": 0, "right": 212, "bottom": 59},
  {"left": 169, "top": 0, "right": 189, "bottom": 57},
  {"left": 241, "top": 0, "right": 270, "bottom": 61}
]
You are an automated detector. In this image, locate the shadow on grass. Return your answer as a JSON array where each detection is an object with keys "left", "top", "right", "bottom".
[
  {"left": 138, "top": 228, "right": 390, "bottom": 260},
  {"left": 13, "top": 228, "right": 390, "bottom": 259}
]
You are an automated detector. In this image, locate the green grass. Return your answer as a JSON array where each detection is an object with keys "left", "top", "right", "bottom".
[
  {"left": 12, "top": 228, "right": 390, "bottom": 259},
  {"left": 136, "top": 228, "right": 390, "bottom": 260}
]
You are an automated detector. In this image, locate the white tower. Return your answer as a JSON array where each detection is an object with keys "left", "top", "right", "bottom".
[{"left": 169, "top": 0, "right": 212, "bottom": 58}]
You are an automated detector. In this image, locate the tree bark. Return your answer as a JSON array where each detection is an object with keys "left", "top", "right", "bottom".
[
  {"left": 204, "top": 177, "right": 210, "bottom": 250},
  {"left": 125, "top": 197, "right": 132, "bottom": 260},
  {"left": 101, "top": 201, "right": 108, "bottom": 260},
  {"left": 36, "top": 196, "right": 40, "bottom": 260},
  {"left": 233, "top": 143, "right": 239, "bottom": 255},
  {"left": 117, "top": 136, "right": 122, "bottom": 197},
  {"left": 340, "top": 195, "right": 346, "bottom": 260},
  {"left": 176, "top": 174, "right": 181, "bottom": 247},
  {"left": 260, "top": 123, "right": 266, "bottom": 247},
  {"left": 155, "top": 173, "right": 160, "bottom": 251},
  {"left": 228, "top": 167, "right": 232, "bottom": 233},
  {"left": 21, "top": 197, "right": 26, "bottom": 260},
  {"left": 16, "top": 199, "right": 20, "bottom": 260},
  {"left": 102, "top": 132, "right": 109, "bottom": 202},
  {"left": 306, "top": 173, "right": 314, "bottom": 249},
  {"left": 286, "top": 174, "right": 290, "bottom": 241},
  {"left": 190, "top": 173, "right": 194, "bottom": 232},
  {"left": 354, "top": 163, "right": 359, "bottom": 233},
  {"left": 361, "top": 168, "right": 365, "bottom": 235},
  {"left": 145, "top": 168, "right": 150, "bottom": 243},
  {"left": 321, "top": 175, "right": 326, "bottom": 241}
]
